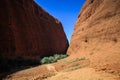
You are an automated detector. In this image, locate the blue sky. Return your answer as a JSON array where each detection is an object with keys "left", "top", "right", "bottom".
[{"left": 34, "top": 0, "right": 85, "bottom": 42}]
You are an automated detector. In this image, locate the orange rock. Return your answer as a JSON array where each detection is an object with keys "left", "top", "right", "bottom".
[
  {"left": 68, "top": 0, "right": 120, "bottom": 74},
  {"left": 0, "top": 0, "right": 69, "bottom": 60}
]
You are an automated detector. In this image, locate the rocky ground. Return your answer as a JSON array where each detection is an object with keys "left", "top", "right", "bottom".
[{"left": 3, "top": 57, "right": 120, "bottom": 80}]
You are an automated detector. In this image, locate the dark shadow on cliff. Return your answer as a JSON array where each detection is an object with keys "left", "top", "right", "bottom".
[
  {"left": 0, "top": 53, "right": 68, "bottom": 79},
  {"left": 0, "top": 57, "right": 40, "bottom": 79}
]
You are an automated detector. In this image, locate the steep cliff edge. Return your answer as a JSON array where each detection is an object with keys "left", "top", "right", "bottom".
[
  {"left": 0, "top": 0, "right": 68, "bottom": 60},
  {"left": 68, "top": 0, "right": 120, "bottom": 74}
]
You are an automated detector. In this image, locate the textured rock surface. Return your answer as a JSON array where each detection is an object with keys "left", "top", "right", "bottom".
[
  {"left": 68, "top": 0, "right": 120, "bottom": 74},
  {"left": 0, "top": 0, "right": 68, "bottom": 59}
]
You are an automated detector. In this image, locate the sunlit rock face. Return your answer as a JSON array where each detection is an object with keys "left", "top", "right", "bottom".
[
  {"left": 68, "top": 0, "right": 120, "bottom": 74},
  {"left": 0, "top": 0, "right": 69, "bottom": 60}
]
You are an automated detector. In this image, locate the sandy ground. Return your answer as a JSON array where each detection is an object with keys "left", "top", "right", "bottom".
[
  {"left": 4, "top": 57, "right": 120, "bottom": 80},
  {"left": 44, "top": 67, "right": 120, "bottom": 80}
]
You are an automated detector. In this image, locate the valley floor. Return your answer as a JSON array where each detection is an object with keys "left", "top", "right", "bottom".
[{"left": 4, "top": 57, "right": 120, "bottom": 80}]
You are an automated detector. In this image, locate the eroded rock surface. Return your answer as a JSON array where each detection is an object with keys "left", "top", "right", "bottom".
[
  {"left": 68, "top": 0, "right": 120, "bottom": 74},
  {"left": 0, "top": 0, "right": 68, "bottom": 59}
]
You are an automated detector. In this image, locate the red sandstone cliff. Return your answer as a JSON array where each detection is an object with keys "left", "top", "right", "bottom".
[
  {"left": 0, "top": 0, "right": 68, "bottom": 59},
  {"left": 68, "top": 0, "right": 120, "bottom": 74}
]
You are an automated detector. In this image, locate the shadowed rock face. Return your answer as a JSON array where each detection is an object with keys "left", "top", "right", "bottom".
[
  {"left": 0, "top": 0, "right": 69, "bottom": 60},
  {"left": 68, "top": 0, "right": 120, "bottom": 74}
]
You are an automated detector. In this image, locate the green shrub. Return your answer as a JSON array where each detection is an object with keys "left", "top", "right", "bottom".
[
  {"left": 41, "top": 54, "right": 68, "bottom": 64},
  {"left": 40, "top": 57, "right": 49, "bottom": 64},
  {"left": 67, "top": 65, "right": 81, "bottom": 71},
  {"left": 54, "top": 54, "right": 60, "bottom": 60},
  {"left": 59, "top": 54, "right": 68, "bottom": 59}
]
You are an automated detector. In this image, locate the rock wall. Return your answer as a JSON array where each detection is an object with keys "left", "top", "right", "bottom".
[
  {"left": 68, "top": 0, "right": 120, "bottom": 74},
  {"left": 0, "top": 0, "right": 69, "bottom": 59}
]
